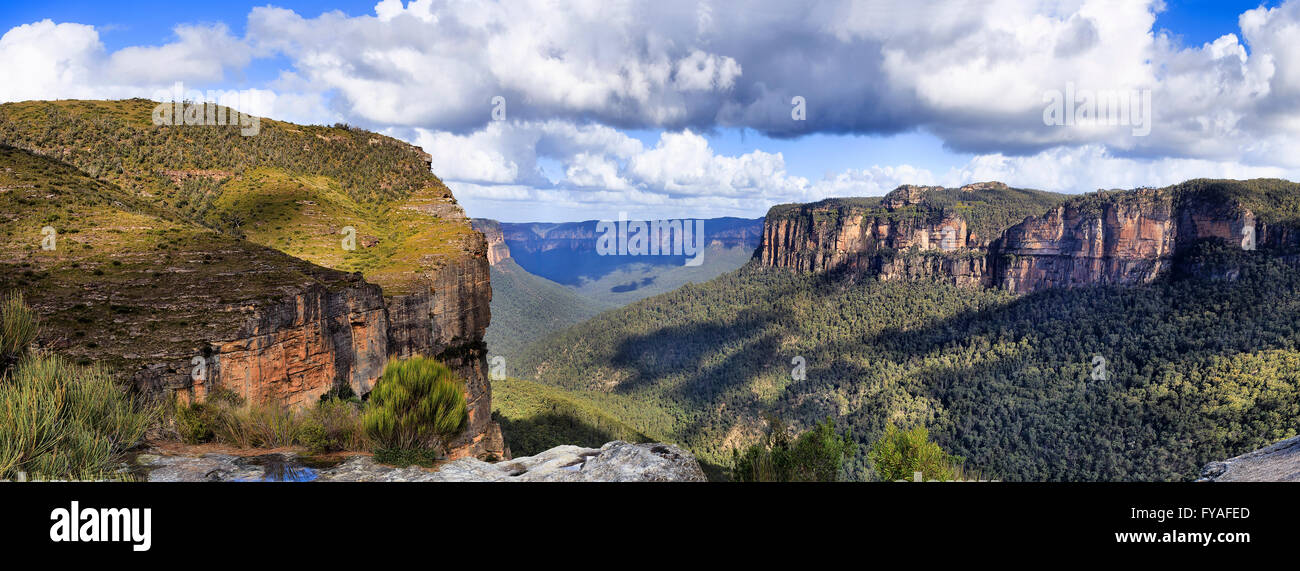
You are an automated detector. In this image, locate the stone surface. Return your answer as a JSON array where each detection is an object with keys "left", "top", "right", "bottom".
[
  {"left": 1198, "top": 436, "right": 1300, "bottom": 482},
  {"left": 136, "top": 441, "right": 706, "bottom": 482},
  {"left": 326, "top": 441, "right": 707, "bottom": 482}
]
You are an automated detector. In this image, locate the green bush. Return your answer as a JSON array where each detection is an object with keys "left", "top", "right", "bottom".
[
  {"left": 300, "top": 398, "right": 366, "bottom": 453},
  {"left": 173, "top": 402, "right": 214, "bottom": 444},
  {"left": 867, "top": 424, "right": 965, "bottom": 481},
  {"left": 1, "top": 353, "right": 155, "bottom": 479},
  {"left": 732, "top": 417, "right": 855, "bottom": 482},
  {"left": 1, "top": 291, "right": 38, "bottom": 374},
  {"left": 362, "top": 356, "right": 468, "bottom": 454}
]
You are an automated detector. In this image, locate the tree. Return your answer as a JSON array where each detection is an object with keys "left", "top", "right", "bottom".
[{"left": 733, "top": 416, "right": 855, "bottom": 482}]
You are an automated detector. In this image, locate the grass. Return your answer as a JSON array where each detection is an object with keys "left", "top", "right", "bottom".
[
  {"left": 0, "top": 352, "right": 157, "bottom": 480},
  {"left": 172, "top": 392, "right": 370, "bottom": 454}
]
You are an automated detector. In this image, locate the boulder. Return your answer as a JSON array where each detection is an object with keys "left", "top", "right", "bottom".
[{"left": 1198, "top": 436, "right": 1300, "bottom": 482}]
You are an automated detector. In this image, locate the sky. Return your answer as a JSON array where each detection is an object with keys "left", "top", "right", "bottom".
[{"left": 1, "top": 0, "right": 1297, "bottom": 222}]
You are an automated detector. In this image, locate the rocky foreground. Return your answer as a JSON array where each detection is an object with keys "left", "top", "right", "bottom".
[
  {"left": 1198, "top": 436, "right": 1300, "bottom": 482},
  {"left": 140, "top": 441, "right": 707, "bottom": 482}
]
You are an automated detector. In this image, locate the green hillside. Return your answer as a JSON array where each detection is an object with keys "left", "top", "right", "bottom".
[
  {"left": 0, "top": 99, "right": 479, "bottom": 296},
  {"left": 486, "top": 258, "right": 614, "bottom": 359},
  {"left": 491, "top": 377, "right": 650, "bottom": 457},
  {"left": 0, "top": 144, "right": 365, "bottom": 375},
  {"left": 514, "top": 238, "right": 1300, "bottom": 481}
]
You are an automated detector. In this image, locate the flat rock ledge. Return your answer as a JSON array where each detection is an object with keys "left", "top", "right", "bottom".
[
  {"left": 320, "top": 441, "right": 707, "bottom": 482},
  {"left": 139, "top": 441, "right": 707, "bottom": 482},
  {"left": 1198, "top": 435, "right": 1300, "bottom": 482}
]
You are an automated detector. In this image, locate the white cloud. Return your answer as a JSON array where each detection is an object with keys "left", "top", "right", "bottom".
[
  {"left": 0, "top": 19, "right": 256, "bottom": 103},
  {"left": 5, "top": 1, "right": 1300, "bottom": 221}
]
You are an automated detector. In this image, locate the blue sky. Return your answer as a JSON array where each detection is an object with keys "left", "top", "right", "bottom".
[{"left": 1, "top": 0, "right": 1296, "bottom": 222}]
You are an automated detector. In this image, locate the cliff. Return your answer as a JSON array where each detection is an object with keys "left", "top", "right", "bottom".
[
  {"left": 756, "top": 179, "right": 1300, "bottom": 293},
  {"left": 758, "top": 183, "right": 1062, "bottom": 287},
  {"left": 471, "top": 218, "right": 512, "bottom": 265}
]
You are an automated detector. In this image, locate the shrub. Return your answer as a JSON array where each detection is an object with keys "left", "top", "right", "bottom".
[
  {"left": 867, "top": 423, "right": 965, "bottom": 482},
  {"left": 0, "top": 353, "right": 156, "bottom": 479},
  {"left": 362, "top": 356, "right": 468, "bottom": 454},
  {"left": 1, "top": 291, "right": 38, "bottom": 374},
  {"left": 301, "top": 398, "right": 366, "bottom": 453},
  {"left": 173, "top": 401, "right": 214, "bottom": 444},
  {"left": 732, "top": 416, "right": 855, "bottom": 482}
]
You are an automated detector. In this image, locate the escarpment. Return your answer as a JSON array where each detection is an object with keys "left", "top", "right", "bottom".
[
  {"left": 758, "top": 182, "right": 1060, "bottom": 287},
  {"left": 471, "top": 218, "right": 512, "bottom": 265},
  {"left": 756, "top": 179, "right": 1300, "bottom": 293}
]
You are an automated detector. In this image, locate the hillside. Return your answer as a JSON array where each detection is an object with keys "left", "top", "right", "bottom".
[
  {"left": 0, "top": 144, "right": 378, "bottom": 400},
  {"left": 490, "top": 377, "right": 649, "bottom": 457},
  {"left": 485, "top": 257, "right": 613, "bottom": 359},
  {"left": 514, "top": 181, "right": 1300, "bottom": 481},
  {"left": 0, "top": 99, "right": 480, "bottom": 296}
]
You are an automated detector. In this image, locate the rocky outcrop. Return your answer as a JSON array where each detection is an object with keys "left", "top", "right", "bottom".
[
  {"left": 757, "top": 180, "right": 1300, "bottom": 294},
  {"left": 139, "top": 441, "right": 707, "bottom": 482},
  {"left": 471, "top": 218, "right": 511, "bottom": 265},
  {"left": 992, "top": 187, "right": 1266, "bottom": 292},
  {"left": 1198, "top": 436, "right": 1300, "bottom": 482},
  {"left": 136, "top": 282, "right": 390, "bottom": 409},
  {"left": 757, "top": 185, "right": 1006, "bottom": 286},
  {"left": 322, "top": 441, "right": 706, "bottom": 482}
]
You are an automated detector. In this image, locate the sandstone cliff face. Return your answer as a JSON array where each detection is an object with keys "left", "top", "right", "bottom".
[
  {"left": 471, "top": 218, "right": 511, "bottom": 265},
  {"left": 132, "top": 248, "right": 504, "bottom": 459},
  {"left": 758, "top": 185, "right": 986, "bottom": 286},
  {"left": 386, "top": 252, "right": 501, "bottom": 458},
  {"left": 757, "top": 181, "right": 1296, "bottom": 294},
  {"left": 995, "top": 189, "right": 1180, "bottom": 292},
  {"left": 994, "top": 188, "right": 1264, "bottom": 292}
]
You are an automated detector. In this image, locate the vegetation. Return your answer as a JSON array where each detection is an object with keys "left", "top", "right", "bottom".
[
  {"left": 514, "top": 237, "right": 1300, "bottom": 481},
  {"left": 732, "top": 417, "right": 856, "bottom": 482},
  {"left": 0, "top": 295, "right": 154, "bottom": 480},
  {"left": 172, "top": 389, "right": 368, "bottom": 454},
  {"left": 1, "top": 291, "right": 37, "bottom": 374},
  {"left": 362, "top": 356, "right": 468, "bottom": 455},
  {"left": 867, "top": 424, "right": 966, "bottom": 481},
  {"left": 486, "top": 258, "right": 613, "bottom": 359},
  {"left": 491, "top": 376, "right": 649, "bottom": 456},
  {"left": 0, "top": 100, "right": 479, "bottom": 298}
]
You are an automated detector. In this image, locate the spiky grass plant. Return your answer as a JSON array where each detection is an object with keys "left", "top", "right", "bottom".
[
  {"left": 0, "top": 353, "right": 155, "bottom": 480},
  {"left": 362, "top": 356, "right": 467, "bottom": 454},
  {"left": 1, "top": 291, "right": 39, "bottom": 375}
]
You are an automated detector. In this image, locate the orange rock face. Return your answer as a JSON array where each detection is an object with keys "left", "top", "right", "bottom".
[
  {"left": 471, "top": 218, "right": 512, "bottom": 266},
  {"left": 758, "top": 184, "right": 1279, "bottom": 295},
  {"left": 758, "top": 191, "right": 983, "bottom": 285}
]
